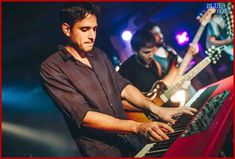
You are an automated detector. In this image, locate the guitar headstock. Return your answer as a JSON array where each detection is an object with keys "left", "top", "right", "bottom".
[
  {"left": 205, "top": 45, "right": 226, "bottom": 64},
  {"left": 197, "top": 8, "right": 216, "bottom": 26}
]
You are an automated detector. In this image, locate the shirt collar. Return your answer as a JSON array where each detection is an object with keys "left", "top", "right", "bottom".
[
  {"left": 58, "top": 45, "right": 73, "bottom": 61},
  {"left": 58, "top": 45, "right": 94, "bottom": 62}
]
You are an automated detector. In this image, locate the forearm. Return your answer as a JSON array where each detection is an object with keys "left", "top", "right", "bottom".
[
  {"left": 82, "top": 111, "right": 140, "bottom": 134},
  {"left": 122, "top": 100, "right": 142, "bottom": 111},
  {"left": 177, "top": 52, "right": 193, "bottom": 76},
  {"left": 177, "top": 43, "right": 198, "bottom": 76},
  {"left": 162, "top": 66, "right": 179, "bottom": 86},
  {"left": 83, "top": 110, "right": 175, "bottom": 143},
  {"left": 121, "top": 84, "right": 160, "bottom": 112},
  {"left": 209, "top": 36, "right": 233, "bottom": 46}
]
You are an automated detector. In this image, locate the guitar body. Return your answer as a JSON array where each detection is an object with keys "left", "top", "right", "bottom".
[
  {"left": 125, "top": 94, "right": 180, "bottom": 122},
  {"left": 125, "top": 81, "right": 171, "bottom": 122},
  {"left": 152, "top": 96, "right": 165, "bottom": 107},
  {"left": 125, "top": 111, "right": 150, "bottom": 122},
  {"left": 125, "top": 81, "right": 167, "bottom": 122},
  {"left": 125, "top": 96, "right": 165, "bottom": 122}
]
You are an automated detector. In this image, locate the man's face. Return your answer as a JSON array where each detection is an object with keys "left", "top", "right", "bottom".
[
  {"left": 68, "top": 14, "right": 98, "bottom": 52},
  {"left": 137, "top": 46, "right": 155, "bottom": 65},
  {"left": 151, "top": 26, "right": 163, "bottom": 44}
]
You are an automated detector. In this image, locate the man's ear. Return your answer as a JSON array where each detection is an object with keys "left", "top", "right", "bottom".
[{"left": 61, "top": 23, "right": 71, "bottom": 37}]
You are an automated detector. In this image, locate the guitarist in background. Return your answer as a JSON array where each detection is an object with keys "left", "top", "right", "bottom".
[
  {"left": 143, "top": 22, "right": 183, "bottom": 77},
  {"left": 143, "top": 22, "right": 198, "bottom": 98},
  {"left": 206, "top": 5, "right": 234, "bottom": 80},
  {"left": 119, "top": 29, "right": 198, "bottom": 95}
]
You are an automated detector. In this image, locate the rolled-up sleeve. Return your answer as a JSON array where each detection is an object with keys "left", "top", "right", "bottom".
[
  {"left": 40, "top": 61, "right": 91, "bottom": 127},
  {"left": 114, "top": 70, "right": 131, "bottom": 93}
]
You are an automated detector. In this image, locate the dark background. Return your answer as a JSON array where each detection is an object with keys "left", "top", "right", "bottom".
[{"left": 2, "top": 2, "right": 232, "bottom": 157}]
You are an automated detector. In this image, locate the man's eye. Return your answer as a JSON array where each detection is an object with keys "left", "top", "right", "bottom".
[
  {"left": 143, "top": 52, "right": 151, "bottom": 54},
  {"left": 81, "top": 28, "right": 88, "bottom": 32}
]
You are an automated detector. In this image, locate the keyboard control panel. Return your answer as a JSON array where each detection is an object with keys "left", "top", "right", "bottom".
[{"left": 182, "top": 90, "right": 230, "bottom": 137}]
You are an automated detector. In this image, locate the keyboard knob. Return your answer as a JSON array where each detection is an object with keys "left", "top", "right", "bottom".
[
  {"left": 198, "top": 118, "right": 207, "bottom": 129},
  {"left": 195, "top": 119, "right": 206, "bottom": 131},
  {"left": 189, "top": 122, "right": 198, "bottom": 132}
]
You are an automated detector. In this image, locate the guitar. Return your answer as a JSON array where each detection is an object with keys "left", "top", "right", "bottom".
[
  {"left": 177, "top": 7, "right": 216, "bottom": 76},
  {"left": 125, "top": 45, "right": 226, "bottom": 122},
  {"left": 143, "top": 8, "right": 216, "bottom": 106},
  {"left": 154, "top": 8, "right": 216, "bottom": 91}
]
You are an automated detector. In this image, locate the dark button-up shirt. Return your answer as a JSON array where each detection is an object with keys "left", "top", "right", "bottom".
[
  {"left": 119, "top": 55, "right": 161, "bottom": 92},
  {"left": 40, "top": 46, "right": 141, "bottom": 157}
]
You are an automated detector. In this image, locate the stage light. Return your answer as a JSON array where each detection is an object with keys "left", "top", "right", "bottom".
[
  {"left": 122, "top": 30, "right": 132, "bottom": 41},
  {"left": 2, "top": 122, "right": 68, "bottom": 148},
  {"left": 175, "top": 31, "right": 189, "bottom": 45}
]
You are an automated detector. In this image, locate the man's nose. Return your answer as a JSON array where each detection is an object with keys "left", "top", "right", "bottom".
[
  {"left": 149, "top": 53, "right": 154, "bottom": 58},
  {"left": 88, "top": 30, "right": 96, "bottom": 40}
]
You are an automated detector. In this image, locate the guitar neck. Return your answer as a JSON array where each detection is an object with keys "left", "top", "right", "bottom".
[
  {"left": 162, "top": 57, "right": 211, "bottom": 99},
  {"left": 178, "top": 25, "right": 206, "bottom": 75},
  {"left": 192, "top": 25, "right": 206, "bottom": 44}
]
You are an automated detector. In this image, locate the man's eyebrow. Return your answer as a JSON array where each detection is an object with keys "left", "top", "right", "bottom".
[
  {"left": 143, "top": 51, "right": 151, "bottom": 53},
  {"left": 80, "top": 26, "right": 98, "bottom": 29},
  {"left": 80, "top": 26, "right": 90, "bottom": 29}
]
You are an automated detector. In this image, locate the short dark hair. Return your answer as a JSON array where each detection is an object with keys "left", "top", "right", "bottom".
[
  {"left": 131, "top": 29, "right": 156, "bottom": 52},
  {"left": 142, "top": 22, "right": 158, "bottom": 31},
  {"left": 59, "top": 2, "right": 101, "bottom": 27}
]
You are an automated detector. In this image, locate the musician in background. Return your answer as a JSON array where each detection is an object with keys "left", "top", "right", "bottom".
[
  {"left": 40, "top": 3, "right": 197, "bottom": 157},
  {"left": 206, "top": 9, "right": 233, "bottom": 80},
  {"left": 119, "top": 29, "right": 198, "bottom": 93},
  {"left": 119, "top": 29, "right": 168, "bottom": 92},
  {"left": 143, "top": 23, "right": 198, "bottom": 97},
  {"left": 142, "top": 22, "right": 182, "bottom": 77}
]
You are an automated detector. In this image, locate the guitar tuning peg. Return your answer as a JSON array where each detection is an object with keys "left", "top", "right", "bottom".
[
  {"left": 212, "top": 60, "right": 217, "bottom": 64},
  {"left": 211, "top": 45, "right": 215, "bottom": 49}
]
